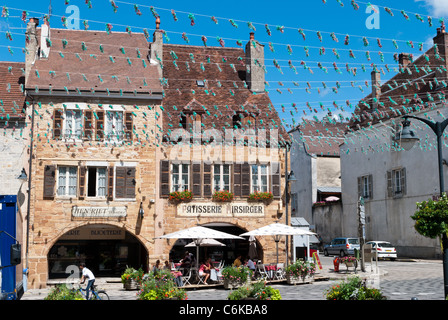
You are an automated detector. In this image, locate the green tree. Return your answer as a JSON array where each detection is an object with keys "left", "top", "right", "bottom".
[{"left": 411, "top": 193, "right": 448, "bottom": 240}]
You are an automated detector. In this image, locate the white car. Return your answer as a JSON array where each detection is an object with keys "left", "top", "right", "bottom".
[{"left": 366, "top": 241, "right": 397, "bottom": 261}]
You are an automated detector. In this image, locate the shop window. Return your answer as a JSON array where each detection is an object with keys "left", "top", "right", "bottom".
[
  {"left": 57, "top": 166, "right": 77, "bottom": 196},
  {"left": 213, "top": 164, "right": 230, "bottom": 192},
  {"left": 251, "top": 164, "right": 269, "bottom": 192},
  {"left": 87, "top": 167, "right": 107, "bottom": 197},
  {"left": 172, "top": 163, "right": 189, "bottom": 192}
]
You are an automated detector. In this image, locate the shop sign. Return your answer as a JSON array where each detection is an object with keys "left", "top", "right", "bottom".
[
  {"left": 177, "top": 202, "right": 264, "bottom": 217},
  {"left": 60, "top": 226, "right": 125, "bottom": 240},
  {"left": 71, "top": 206, "right": 127, "bottom": 218}
]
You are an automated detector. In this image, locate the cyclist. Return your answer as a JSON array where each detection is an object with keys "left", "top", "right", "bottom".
[{"left": 79, "top": 263, "right": 95, "bottom": 300}]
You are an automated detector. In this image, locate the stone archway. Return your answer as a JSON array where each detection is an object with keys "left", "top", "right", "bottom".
[{"left": 47, "top": 223, "right": 149, "bottom": 279}]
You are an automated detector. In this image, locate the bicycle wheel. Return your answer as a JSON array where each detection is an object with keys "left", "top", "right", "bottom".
[{"left": 95, "top": 291, "right": 110, "bottom": 300}]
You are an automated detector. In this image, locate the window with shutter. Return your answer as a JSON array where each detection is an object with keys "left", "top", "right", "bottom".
[
  {"left": 241, "top": 163, "right": 251, "bottom": 197},
  {"left": 124, "top": 111, "right": 133, "bottom": 141},
  {"left": 192, "top": 162, "right": 202, "bottom": 197},
  {"left": 160, "top": 160, "right": 170, "bottom": 197},
  {"left": 43, "top": 165, "right": 56, "bottom": 198},
  {"left": 171, "top": 163, "right": 190, "bottom": 192},
  {"left": 84, "top": 110, "right": 93, "bottom": 140},
  {"left": 251, "top": 164, "right": 268, "bottom": 193},
  {"left": 386, "top": 171, "right": 393, "bottom": 198},
  {"left": 203, "top": 163, "right": 212, "bottom": 197},
  {"left": 114, "top": 167, "right": 136, "bottom": 199},
  {"left": 57, "top": 166, "right": 77, "bottom": 196},
  {"left": 125, "top": 168, "right": 136, "bottom": 199},
  {"left": 95, "top": 110, "right": 104, "bottom": 140},
  {"left": 358, "top": 174, "right": 373, "bottom": 200},
  {"left": 233, "top": 163, "right": 242, "bottom": 197},
  {"left": 108, "top": 166, "right": 114, "bottom": 200},
  {"left": 271, "top": 162, "right": 281, "bottom": 198},
  {"left": 53, "top": 109, "right": 63, "bottom": 139},
  {"left": 79, "top": 166, "right": 86, "bottom": 199}
]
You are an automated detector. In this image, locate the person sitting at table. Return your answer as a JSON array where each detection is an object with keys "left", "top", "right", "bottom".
[
  {"left": 152, "top": 259, "right": 161, "bottom": 274},
  {"left": 198, "top": 260, "right": 211, "bottom": 284},
  {"left": 233, "top": 255, "right": 242, "bottom": 267},
  {"left": 180, "top": 251, "right": 192, "bottom": 269},
  {"left": 163, "top": 260, "right": 170, "bottom": 270},
  {"left": 244, "top": 258, "right": 256, "bottom": 272}
]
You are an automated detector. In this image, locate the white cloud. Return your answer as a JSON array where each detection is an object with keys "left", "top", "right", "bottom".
[{"left": 415, "top": 0, "right": 448, "bottom": 18}]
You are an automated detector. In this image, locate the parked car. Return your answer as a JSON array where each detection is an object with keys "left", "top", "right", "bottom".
[
  {"left": 366, "top": 241, "right": 397, "bottom": 261},
  {"left": 324, "top": 237, "right": 360, "bottom": 257}
]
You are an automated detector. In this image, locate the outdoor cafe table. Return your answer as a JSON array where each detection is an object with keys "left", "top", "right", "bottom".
[{"left": 264, "top": 264, "right": 277, "bottom": 280}]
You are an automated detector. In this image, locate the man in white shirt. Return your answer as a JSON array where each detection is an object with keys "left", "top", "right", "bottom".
[{"left": 79, "top": 263, "right": 95, "bottom": 300}]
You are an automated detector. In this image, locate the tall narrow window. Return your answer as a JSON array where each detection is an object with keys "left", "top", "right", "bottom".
[
  {"left": 105, "top": 111, "right": 124, "bottom": 141},
  {"left": 65, "top": 109, "right": 82, "bottom": 138},
  {"left": 87, "top": 167, "right": 107, "bottom": 197},
  {"left": 172, "top": 164, "right": 189, "bottom": 191},
  {"left": 251, "top": 164, "right": 268, "bottom": 192},
  {"left": 57, "top": 166, "right": 77, "bottom": 196},
  {"left": 213, "top": 164, "right": 230, "bottom": 191},
  {"left": 357, "top": 174, "right": 373, "bottom": 199}
]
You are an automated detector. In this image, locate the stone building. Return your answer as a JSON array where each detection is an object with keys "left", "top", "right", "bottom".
[
  {"left": 340, "top": 27, "right": 448, "bottom": 258},
  {"left": 23, "top": 17, "right": 291, "bottom": 288}
]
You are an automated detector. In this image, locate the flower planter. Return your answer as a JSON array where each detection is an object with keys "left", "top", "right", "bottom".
[
  {"left": 286, "top": 273, "right": 314, "bottom": 285},
  {"left": 123, "top": 279, "right": 139, "bottom": 291},
  {"left": 223, "top": 279, "right": 246, "bottom": 289}
]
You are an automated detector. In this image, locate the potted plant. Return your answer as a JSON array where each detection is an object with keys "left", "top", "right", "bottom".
[
  {"left": 221, "top": 266, "right": 253, "bottom": 289},
  {"left": 138, "top": 269, "right": 187, "bottom": 300},
  {"left": 325, "top": 276, "right": 386, "bottom": 300},
  {"left": 169, "top": 190, "right": 193, "bottom": 203},
  {"left": 227, "top": 281, "right": 282, "bottom": 300},
  {"left": 44, "top": 284, "right": 84, "bottom": 300},
  {"left": 248, "top": 191, "right": 273, "bottom": 203},
  {"left": 285, "top": 260, "right": 316, "bottom": 284},
  {"left": 212, "top": 190, "right": 234, "bottom": 202},
  {"left": 121, "top": 266, "right": 144, "bottom": 290}
]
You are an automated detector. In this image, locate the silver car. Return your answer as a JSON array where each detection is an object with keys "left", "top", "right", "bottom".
[{"left": 324, "top": 237, "right": 360, "bottom": 257}]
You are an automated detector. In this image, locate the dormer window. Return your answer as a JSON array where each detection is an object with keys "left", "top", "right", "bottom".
[{"left": 196, "top": 80, "right": 205, "bottom": 87}]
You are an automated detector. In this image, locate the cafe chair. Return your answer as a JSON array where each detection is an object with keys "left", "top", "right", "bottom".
[
  {"left": 275, "top": 263, "right": 285, "bottom": 280},
  {"left": 180, "top": 268, "right": 192, "bottom": 286},
  {"left": 255, "top": 263, "right": 268, "bottom": 280}
]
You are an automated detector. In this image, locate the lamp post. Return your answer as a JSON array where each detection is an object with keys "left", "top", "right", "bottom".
[
  {"left": 400, "top": 115, "right": 448, "bottom": 298},
  {"left": 284, "top": 143, "right": 297, "bottom": 266}
]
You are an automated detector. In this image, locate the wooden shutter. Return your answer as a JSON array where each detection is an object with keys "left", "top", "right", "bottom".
[
  {"left": 78, "top": 166, "right": 86, "bottom": 199},
  {"left": 43, "top": 165, "right": 55, "bottom": 198},
  {"left": 125, "top": 111, "right": 133, "bottom": 141},
  {"left": 108, "top": 166, "right": 114, "bottom": 200},
  {"left": 203, "top": 163, "right": 212, "bottom": 197},
  {"left": 160, "top": 160, "right": 170, "bottom": 197},
  {"left": 115, "top": 167, "right": 126, "bottom": 199},
  {"left": 84, "top": 110, "right": 93, "bottom": 140},
  {"left": 53, "top": 109, "right": 63, "bottom": 139},
  {"left": 125, "top": 167, "right": 136, "bottom": 198},
  {"left": 192, "top": 162, "right": 202, "bottom": 197},
  {"left": 95, "top": 110, "right": 104, "bottom": 140},
  {"left": 241, "top": 163, "right": 251, "bottom": 197},
  {"left": 400, "top": 168, "right": 406, "bottom": 195},
  {"left": 357, "top": 177, "right": 362, "bottom": 199},
  {"left": 271, "top": 162, "right": 281, "bottom": 199},
  {"left": 368, "top": 174, "right": 373, "bottom": 199},
  {"left": 386, "top": 171, "right": 393, "bottom": 197},
  {"left": 233, "top": 163, "right": 242, "bottom": 197}
]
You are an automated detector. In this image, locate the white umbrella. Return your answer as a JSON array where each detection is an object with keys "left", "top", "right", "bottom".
[
  {"left": 240, "top": 222, "right": 316, "bottom": 263},
  {"left": 157, "top": 226, "right": 243, "bottom": 268},
  {"left": 185, "top": 238, "right": 226, "bottom": 247}
]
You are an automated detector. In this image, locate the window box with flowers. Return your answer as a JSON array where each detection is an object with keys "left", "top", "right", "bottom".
[
  {"left": 285, "top": 260, "right": 316, "bottom": 285},
  {"left": 227, "top": 281, "right": 282, "bottom": 300},
  {"left": 221, "top": 266, "right": 253, "bottom": 289},
  {"left": 169, "top": 190, "right": 193, "bottom": 203},
  {"left": 212, "top": 190, "right": 234, "bottom": 202},
  {"left": 248, "top": 191, "right": 273, "bottom": 204},
  {"left": 137, "top": 269, "right": 187, "bottom": 300},
  {"left": 121, "top": 267, "right": 144, "bottom": 290}
]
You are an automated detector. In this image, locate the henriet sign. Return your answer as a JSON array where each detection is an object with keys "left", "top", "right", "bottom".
[
  {"left": 177, "top": 202, "right": 265, "bottom": 217},
  {"left": 71, "top": 206, "right": 127, "bottom": 218}
]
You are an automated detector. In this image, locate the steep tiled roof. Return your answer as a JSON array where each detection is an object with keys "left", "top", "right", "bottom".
[
  {"left": 350, "top": 42, "right": 443, "bottom": 130},
  {"left": 160, "top": 43, "right": 290, "bottom": 144},
  {"left": 294, "top": 119, "right": 347, "bottom": 156},
  {"left": 26, "top": 28, "right": 162, "bottom": 94},
  {"left": 0, "top": 61, "right": 26, "bottom": 119}
]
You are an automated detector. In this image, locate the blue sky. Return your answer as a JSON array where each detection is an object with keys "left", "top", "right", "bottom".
[{"left": 0, "top": 0, "right": 446, "bottom": 128}]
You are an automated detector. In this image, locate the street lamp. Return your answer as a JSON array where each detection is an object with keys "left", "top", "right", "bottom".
[{"left": 401, "top": 115, "right": 448, "bottom": 298}]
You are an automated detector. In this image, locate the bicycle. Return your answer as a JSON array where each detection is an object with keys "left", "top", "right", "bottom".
[{"left": 75, "top": 284, "right": 110, "bottom": 300}]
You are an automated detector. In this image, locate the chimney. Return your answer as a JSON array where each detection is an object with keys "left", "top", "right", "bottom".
[
  {"left": 40, "top": 18, "right": 51, "bottom": 59},
  {"left": 398, "top": 53, "right": 411, "bottom": 68},
  {"left": 25, "top": 18, "right": 39, "bottom": 86},
  {"left": 371, "top": 70, "right": 381, "bottom": 108},
  {"left": 245, "top": 32, "right": 265, "bottom": 93},
  {"left": 149, "top": 16, "right": 163, "bottom": 77}
]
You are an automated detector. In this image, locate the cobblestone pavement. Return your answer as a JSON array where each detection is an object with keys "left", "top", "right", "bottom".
[{"left": 21, "top": 256, "right": 445, "bottom": 301}]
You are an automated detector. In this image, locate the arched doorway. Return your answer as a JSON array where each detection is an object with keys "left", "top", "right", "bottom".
[
  {"left": 47, "top": 224, "right": 148, "bottom": 279},
  {"left": 168, "top": 223, "right": 263, "bottom": 266}
]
